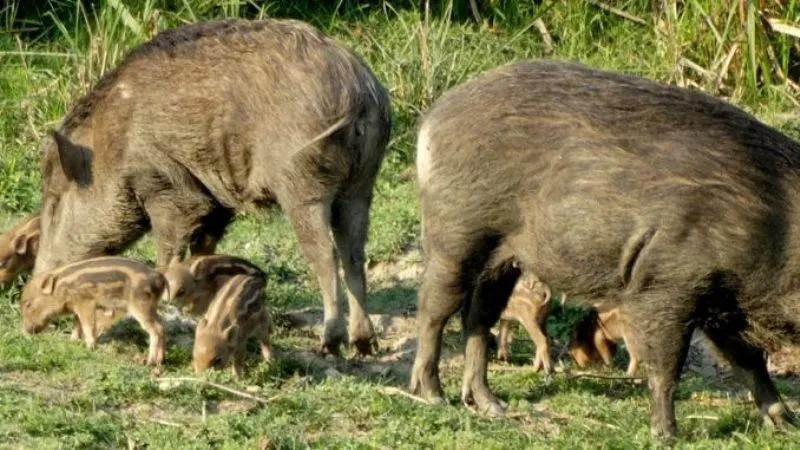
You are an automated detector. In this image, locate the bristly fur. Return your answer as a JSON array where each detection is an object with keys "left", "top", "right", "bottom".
[
  {"left": 410, "top": 58, "right": 800, "bottom": 435},
  {"left": 36, "top": 17, "right": 392, "bottom": 357}
]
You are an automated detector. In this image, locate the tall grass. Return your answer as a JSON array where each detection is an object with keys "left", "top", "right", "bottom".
[{"left": 1, "top": 0, "right": 799, "bottom": 215}]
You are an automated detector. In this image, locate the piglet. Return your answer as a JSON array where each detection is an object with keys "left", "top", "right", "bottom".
[
  {"left": 161, "top": 254, "right": 265, "bottom": 318},
  {"left": 496, "top": 271, "right": 553, "bottom": 374},
  {"left": 20, "top": 256, "right": 167, "bottom": 366},
  {"left": 567, "top": 306, "right": 640, "bottom": 376},
  {"left": 192, "top": 274, "right": 273, "bottom": 376},
  {"left": 0, "top": 214, "right": 40, "bottom": 286}
]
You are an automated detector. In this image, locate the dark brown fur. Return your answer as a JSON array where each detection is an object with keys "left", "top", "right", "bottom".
[
  {"left": 34, "top": 18, "right": 392, "bottom": 356},
  {"left": 410, "top": 59, "right": 800, "bottom": 438}
]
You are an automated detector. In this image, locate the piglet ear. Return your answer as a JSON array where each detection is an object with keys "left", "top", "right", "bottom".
[
  {"left": 11, "top": 234, "right": 28, "bottom": 255},
  {"left": 51, "top": 130, "right": 92, "bottom": 186},
  {"left": 40, "top": 274, "right": 57, "bottom": 295},
  {"left": 223, "top": 323, "right": 239, "bottom": 340}
]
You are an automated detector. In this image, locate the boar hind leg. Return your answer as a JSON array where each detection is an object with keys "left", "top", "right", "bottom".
[
  {"left": 461, "top": 261, "right": 520, "bottom": 416},
  {"left": 332, "top": 195, "right": 377, "bottom": 355},
  {"left": 702, "top": 326, "right": 796, "bottom": 430},
  {"left": 410, "top": 259, "right": 470, "bottom": 404},
  {"left": 625, "top": 299, "right": 695, "bottom": 440},
  {"left": 285, "top": 201, "right": 346, "bottom": 356}
]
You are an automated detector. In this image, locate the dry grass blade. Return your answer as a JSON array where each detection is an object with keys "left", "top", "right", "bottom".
[
  {"left": 378, "top": 386, "right": 433, "bottom": 405},
  {"left": 584, "top": 0, "right": 647, "bottom": 26},
  {"left": 767, "top": 18, "right": 800, "bottom": 39},
  {"left": 533, "top": 18, "right": 553, "bottom": 54},
  {"left": 157, "top": 377, "right": 275, "bottom": 404}
]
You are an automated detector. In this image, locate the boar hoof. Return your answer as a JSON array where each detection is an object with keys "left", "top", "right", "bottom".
[
  {"left": 409, "top": 371, "right": 446, "bottom": 405},
  {"left": 350, "top": 336, "right": 379, "bottom": 356},
  {"left": 763, "top": 403, "right": 797, "bottom": 430}
]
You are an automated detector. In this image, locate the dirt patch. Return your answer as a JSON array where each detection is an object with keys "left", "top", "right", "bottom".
[{"left": 367, "top": 249, "right": 424, "bottom": 288}]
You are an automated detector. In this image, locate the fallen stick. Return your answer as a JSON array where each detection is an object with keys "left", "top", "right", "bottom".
[
  {"left": 584, "top": 0, "right": 647, "bottom": 26},
  {"left": 566, "top": 371, "right": 646, "bottom": 382},
  {"left": 157, "top": 377, "right": 276, "bottom": 404}
]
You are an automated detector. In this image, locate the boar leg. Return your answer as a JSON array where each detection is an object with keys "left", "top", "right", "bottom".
[
  {"left": 519, "top": 312, "right": 553, "bottom": 374},
  {"left": 702, "top": 327, "right": 796, "bottom": 430},
  {"left": 72, "top": 303, "right": 98, "bottom": 350},
  {"left": 623, "top": 333, "right": 640, "bottom": 376},
  {"left": 188, "top": 206, "right": 235, "bottom": 256},
  {"left": 231, "top": 344, "right": 247, "bottom": 377},
  {"left": 497, "top": 319, "right": 511, "bottom": 361},
  {"left": 257, "top": 316, "right": 274, "bottom": 362},
  {"left": 129, "top": 301, "right": 166, "bottom": 366},
  {"left": 461, "top": 262, "right": 520, "bottom": 416},
  {"left": 332, "top": 195, "right": 377, "bottom": 355},
  {"left": 70, "top": 316, "right": 83, "bottom": 340},
  {"left": 410, "top": 259, "right": 469, "bottom": 404},
  {"left": 626, "top": 300, "right": 694, "bottom": 440},
  {"left": 285, "top": 201, "right": 347, "bottom": 356}
]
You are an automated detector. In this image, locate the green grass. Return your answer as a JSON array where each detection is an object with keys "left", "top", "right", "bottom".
[{"left": 2, "top": 0, "right": 800, "bottom": 448}]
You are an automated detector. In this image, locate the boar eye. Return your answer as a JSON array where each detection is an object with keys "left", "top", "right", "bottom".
[{"left": 176, "top": 288, "right": 185, "bottom": 297}]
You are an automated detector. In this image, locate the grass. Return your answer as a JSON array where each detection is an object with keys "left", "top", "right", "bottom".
[{"left": 2, "top": 0, "right": 800, "bottom": 448}]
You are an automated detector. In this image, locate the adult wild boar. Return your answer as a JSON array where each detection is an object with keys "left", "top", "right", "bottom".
[
  {"left": 410, "top": 59, "right": 799, "bottom": 438},
  {"left": 34, "top": 18, "right": 392, "bottom": 356}
]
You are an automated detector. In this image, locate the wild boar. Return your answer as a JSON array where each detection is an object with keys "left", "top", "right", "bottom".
[
  {"left": 495, "top": 271, "right": 553, "bottom": 374},
  {"left": 34, "top": 18, "right": 392, "bottom": 357},
  {"left": 160, "top": 254, "right": 265, "bottom": 318},
  {"left": 192, "top": 274, "right": 273, "bottom": 375},
  {"left": 567, "top": 306, "right": 640, "bottom": 377},
  {"left": 0, "top": 214, "right": 40, "bottom": 286},
  {"left": 409, "top": 59, "right": 800, "bottom": 438},
  {"left": 21, "top": 256, "right": 167, "bottom": 365}
]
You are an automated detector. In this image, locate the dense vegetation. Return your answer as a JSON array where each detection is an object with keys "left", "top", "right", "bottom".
[{"left": 2, "top": 1, "right": 800, "bottom": 448}]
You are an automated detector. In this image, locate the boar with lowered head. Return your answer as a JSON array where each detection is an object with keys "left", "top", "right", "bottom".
[
  {"left": 34, "top": 18, "right": 392, "bottom": 357},
  {"left": 495, "top": 271, "right": 553, "bottom": 374},
  {"left": 410, "top": 59, "right": 800, "bottom": 439},
  {"left": 568, "top": 306, "right": 640, "bottom": 377},
  {"left": 21, "top": 256, "right": 167, "bottom": 365},
  {"left": 161, "top": 254, "right": 265, "bottom": 318},
  {"left": 192, "top": 274, "right": 273, "bottom": 375},
  {"left": 0, "top": 214, "right": 40, "bottom": 286}
]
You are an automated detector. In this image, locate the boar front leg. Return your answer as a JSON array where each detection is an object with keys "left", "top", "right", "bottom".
[
  {"left": 144, "top": 195, "right": 211, "bottom": 267},
  {"left": 332, "top": 195, "right": 377, "bottom": 355},
  {"left": 519, "top": 311, "right": 553, "bottom": 374}
]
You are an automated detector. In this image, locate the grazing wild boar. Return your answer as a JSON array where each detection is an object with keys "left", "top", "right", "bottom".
[
  {"left": 495, "top": 271, "right": 553, "bottom": 374},
  {"left": 0, "top": 214, "right": 40, "bottom": 286},
  {"left": 192, "top": 274, "right": 273, "bottom": 375},
  {"left": 568, "top": 306, "right": 640, "bottom": 377},
  {"left": 410, "top": 59, "right": 800, "bottom": 439},
  {"left": 34, "top": 18, "right": 392, "bottom": 356},
  {"left": 21, "top": 256, "right": 167, "bottom": 365},
  {"left": 161, "top": 254, "right": 265, "bottom": 318}
]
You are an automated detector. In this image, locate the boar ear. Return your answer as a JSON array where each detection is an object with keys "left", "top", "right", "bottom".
[
  {"left": 51, "top": 130, "right": 92, "bottom": 186},
  {"left": 39, "top": 274, "right": 57, "bottom": 295}
]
